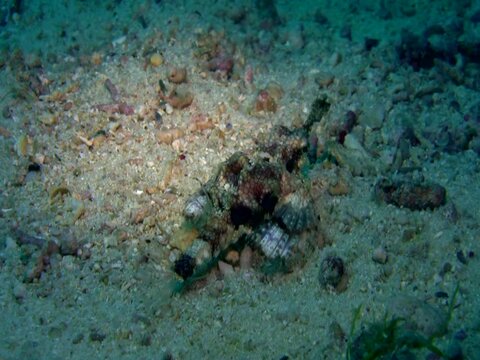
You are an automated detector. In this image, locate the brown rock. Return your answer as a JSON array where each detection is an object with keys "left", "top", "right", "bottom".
[
  {"left": 218, "top": 260, "right": 235, "bottom": 277},
  {"left": 167, "top": 67, "right": 187, "bottom": 84},
  {"left": 374, "top": 178, "right": 446, "bottom": 210},
  {"left": 164, "top": 90, "right": 193, "bottom": 109},
  {"left": 254, "top": 90, "right": 277, "bottom": 113},
  {"left": 132, "top": 207, "right": 151, "bottom": 224},
  {"left": 328, "top": 180, "right": 349, "bottom": 196},
  {"left": 240, "top": 246, "right": 253, "bottom": 269},
  {"left": 225, "top": 250, "right": 240, "bottom": 266},
  {"left": 156, "top": 128, "right": 185, "bottom": 145}
]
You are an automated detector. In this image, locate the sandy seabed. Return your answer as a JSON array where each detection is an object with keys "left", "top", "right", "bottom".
[{"left": 0, "top": 1, "right": 479, "bottom": 359}]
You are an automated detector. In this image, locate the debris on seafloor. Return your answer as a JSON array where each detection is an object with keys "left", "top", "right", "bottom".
[
  {"left": 159, "top": 85, "right": 194, "bottom": 110},
  {"left": 104, "top": 78, "right": 120, "bottom": 102},
  {"left": 318, "top": 254, "right": 348, "bottom": 292},
  {"left": 92, "top": 78, "right": 135, "bottom": 115},
  {"left": 167, "top": 88, "right": 451, "bottom": 295},
  {"left": 348, "top": 287, "right": 460, "bottom": 360},
  {"left": 12, "top": 228, "right": 85, "bottom": 282},
  {"left": 170, "top": 127, "right": 323, "bottom": 293},
  {"left": 374, "top": 176, "right": 447, "bottom": 210},
  {"left": 169, "top": 156, "right": 314, "bottom": 292},
  {"left": 167, "top": 66, "right": 188, "bottom": 84},
  {"left": 93, "top": 102, "right": 135, "bottom": 115}
]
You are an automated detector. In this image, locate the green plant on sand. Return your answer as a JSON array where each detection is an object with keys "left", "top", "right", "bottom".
[{"left": 347, "top": 286, "right": 460, "bottom": 360}]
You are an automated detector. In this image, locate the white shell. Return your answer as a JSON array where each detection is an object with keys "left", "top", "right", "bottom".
[
  {"left": 184, "top": 194, "right": 209, "bottom": 220},
  {"left": 257, "top": 223, "right": 293, "bottom": 258}
]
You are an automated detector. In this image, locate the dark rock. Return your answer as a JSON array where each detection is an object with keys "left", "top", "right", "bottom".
[
  {"left": 305, "top": 96, "right": 330, "bottom": 131},
  {"left": 2, "top": 105, "right": 13, "bottom": 119},
  {"left": 27, "top": 163, "right": 41, "bottom": 172},
  {"left": 374, "top": 177, "right": 446, "bottom": 210},
  {"left": 457, "top": 40, "right": 480, "bottom": 64},
  {"left": 423, "top": 122, "right": 476, "bottom": 154},
  {"left": 72, "top": 333, "right": 84, "bottom": 344},
  {"left": 445, "top": 341, "right": 464, "bottom": 360},
  {"left": 456, "top": 250, "right": 467, "bottom": 265},
  {"left": 434, "top": 291, "right": 448, "bottom": 299},
  {"left": 439, "top": 262, "right": 452, "bottom": 277},
  {"left": 58, "top": 233, "right": 81, "bottom": 256},
  {"left": 14, "top": 229, "right": 46, "bottom": 248},
  {"left": 397, "top": 29, "right": 437, "bottom": 70},
  {"left": 423, "top": 24, "right": 445, "bottom": 37},
  {"left": 139, "top": 333, "right": 152, "bottom": 346},
  {"left": 319, "top": 255, "right": 345, "bottom": 289},
  {"left": 401, "top": 126, "right": 420, "bottom": 146},
  {"left": 314, "top": 9, "right": 328, "bottom": 25},
  {"left": 450, "top": 100, "right": 461, "bottom": 112},
  {"left": 89, "top": 329, "right": 106, "bottom": 342},
  {"left": 397, "top": 28, "right": 457, "bottom": 70},
  {"left": 364, "top": 38, "right": 379, "bottom": 51},
  {"left": 469, "top": 137, "right": 480, "bottom": 156},
  {"left": 256, "top": 0, "right": 281, "bottom": 27},
  {"left": 336, "top": 110, "right": 357, "bottom": 144},
  {"left": 162, "top": 352, "right": 175, "bottom": 360},
  {"left": 174, "top": 254, "right": 196, "bottom": 279}
]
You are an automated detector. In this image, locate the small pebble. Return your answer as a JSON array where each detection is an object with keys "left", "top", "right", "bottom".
[
  {"left": 328, "top": 180, "right": 349, "bottom": 196},
  {"left": 240, "top": 246, "right": 253, "bottom": 270},
  {"left": 364, "top": 37, "right": 379, "bottom": 51},
  {"left": 13, "top": 282, "right": 27, "bottom": 301},
  {"left": 225, "top": 250, "right": 240, "bottom": 265},
  {"left": 72, "top": 333, "right": 84, "bottom": 344},
  {"left": 372, "top": 246, "right": 388, "bottom": 264},
  {"left": 155, "top": 111, "right": 163, "bottom": 125},
  {"left": 456, "top": 250, "right": 467, "bottom": 265},
  {"left": 443, "top": 202, "right": 458, "bottom": 223},
  {"left": 319, "top": 255, "right": 345, "bottom": 290},
  {"left": 329, "top": 52, "right": 342, "bottom": 67},
  {"left": 439, "top": 262, "right": 452, "bottom": 277},
  {"left": 63, "top": 101, "right": 74, "bottom": 111},
  {"left": 139, "top": 334, "right": 152, "bottom": 346},
  {"left": 434, "top": 291, "right": 448, "bottom": 299},
  {"left": 165, "top": 103, "right": 174, "bottom": 115},
  {"left": 167, "top": 67, "right": 187, "bottom": 84},
  {"left": 150, "top": 53, "right": 164, "bottom": 67},
  {"left": 315, "top": 72, "right": 335, "bottom": 88},
  {"left": 27, "top": 163, "right": 41, "bottom": 172},
  {"left": 218, "top": 260, "right": 235, "bottom": 277},
  {"left": 89, "top": 329, "right": 106, "bottom": 342},
  {"left": 329, "top": 321, "right": 346, "bottom": 345},
  {"left": 162, "top": 352, "right": 175, "bottom": 360}
]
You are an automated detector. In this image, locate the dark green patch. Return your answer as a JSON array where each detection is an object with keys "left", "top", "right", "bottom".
[
  {"left": 347, "top": 286, "right": 461, "bottom": 360},
  {"left": 305, "top": 96, "right": 330, "bottom": 131},
  {"left": 260, "top": 257, "right": 289, "bottom": 276}
]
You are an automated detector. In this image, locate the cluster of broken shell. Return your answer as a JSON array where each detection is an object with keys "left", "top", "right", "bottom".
[{"left": 177, "top": 150, "right": 318, "bottom": 280}]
